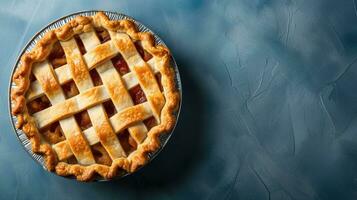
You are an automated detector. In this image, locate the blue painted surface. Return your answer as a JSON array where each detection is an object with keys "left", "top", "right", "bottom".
[{"left": 1, "top": 0, "right": 357, "bottom": 199}]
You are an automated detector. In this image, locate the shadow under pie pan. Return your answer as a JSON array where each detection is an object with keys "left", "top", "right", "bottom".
[{"left": 8, "top": 10, "right": 182, "bottom": 181}]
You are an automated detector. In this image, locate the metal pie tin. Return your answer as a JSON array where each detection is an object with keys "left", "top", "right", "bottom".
[{"left": 8, "top": 10, "right": 182, "bottom": 181}]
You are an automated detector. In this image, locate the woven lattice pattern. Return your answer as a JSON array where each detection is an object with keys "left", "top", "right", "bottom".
[
  {"left": 11, "top": 12, "right": 179, "bottom": 181},
  {"left": 29, "top": 22, "right": 165, "bottom": 165}
]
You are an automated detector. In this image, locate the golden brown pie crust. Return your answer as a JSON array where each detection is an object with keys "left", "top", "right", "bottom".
[{"left": 11, "top": 12, "right": 179, "bottom": 181}]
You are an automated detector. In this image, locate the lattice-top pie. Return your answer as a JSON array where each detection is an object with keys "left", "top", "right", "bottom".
[{"left": 11, "top": 12, "right": 180, "bottom": 181}]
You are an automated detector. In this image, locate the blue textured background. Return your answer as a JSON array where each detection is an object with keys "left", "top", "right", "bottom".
[{"left": 1, "top": 0, "right": 357, "bottom": 199}]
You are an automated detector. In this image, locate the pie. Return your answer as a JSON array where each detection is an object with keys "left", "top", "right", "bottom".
[{"left": 11, "top": 12, "right": 180, "bottom": 181}]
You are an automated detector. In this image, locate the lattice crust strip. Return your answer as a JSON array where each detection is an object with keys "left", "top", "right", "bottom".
[{"left": 11, "top": 12, "right": 180, "bottom": 181}]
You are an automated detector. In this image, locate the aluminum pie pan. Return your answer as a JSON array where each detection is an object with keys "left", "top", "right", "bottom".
[{"left": 8, "top": 10, "right": 182, "bottom": 181}]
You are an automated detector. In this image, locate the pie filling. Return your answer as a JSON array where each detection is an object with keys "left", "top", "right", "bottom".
[
  {"left": 96, "top": 28, "right": 111, "bottom": 43},
  {"left": 89, "top": 69, "right": 103, "bottom": 86},
  {"left": 135, "top": 41, "right": 153, "bottom": 61},
  {"left": 26, "top": 27, "right": 162, "bottom": 165},
  {"left": 62, "top": 80, "right": 79, "bottom": 99},
  {"left": 74, "top": 35, "right": 87, "bottom": 55},
  {"left": 49, "top": 42, "right": 67, "bottom": 69},
  {"left": 112, "top": 55, "right": 130, "bottom": 75},
  {"left": 103, "top": 100, "right": 117, "bottom": 118}
]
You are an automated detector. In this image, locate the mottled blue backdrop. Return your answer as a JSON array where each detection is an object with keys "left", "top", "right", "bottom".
[{"left": 1, "top": 0, "right": 357, "bottom": 199}]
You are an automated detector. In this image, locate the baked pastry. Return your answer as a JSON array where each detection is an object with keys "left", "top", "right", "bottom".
[{"left": 11, "top": 12, "right": 180, "bottom": 181}]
